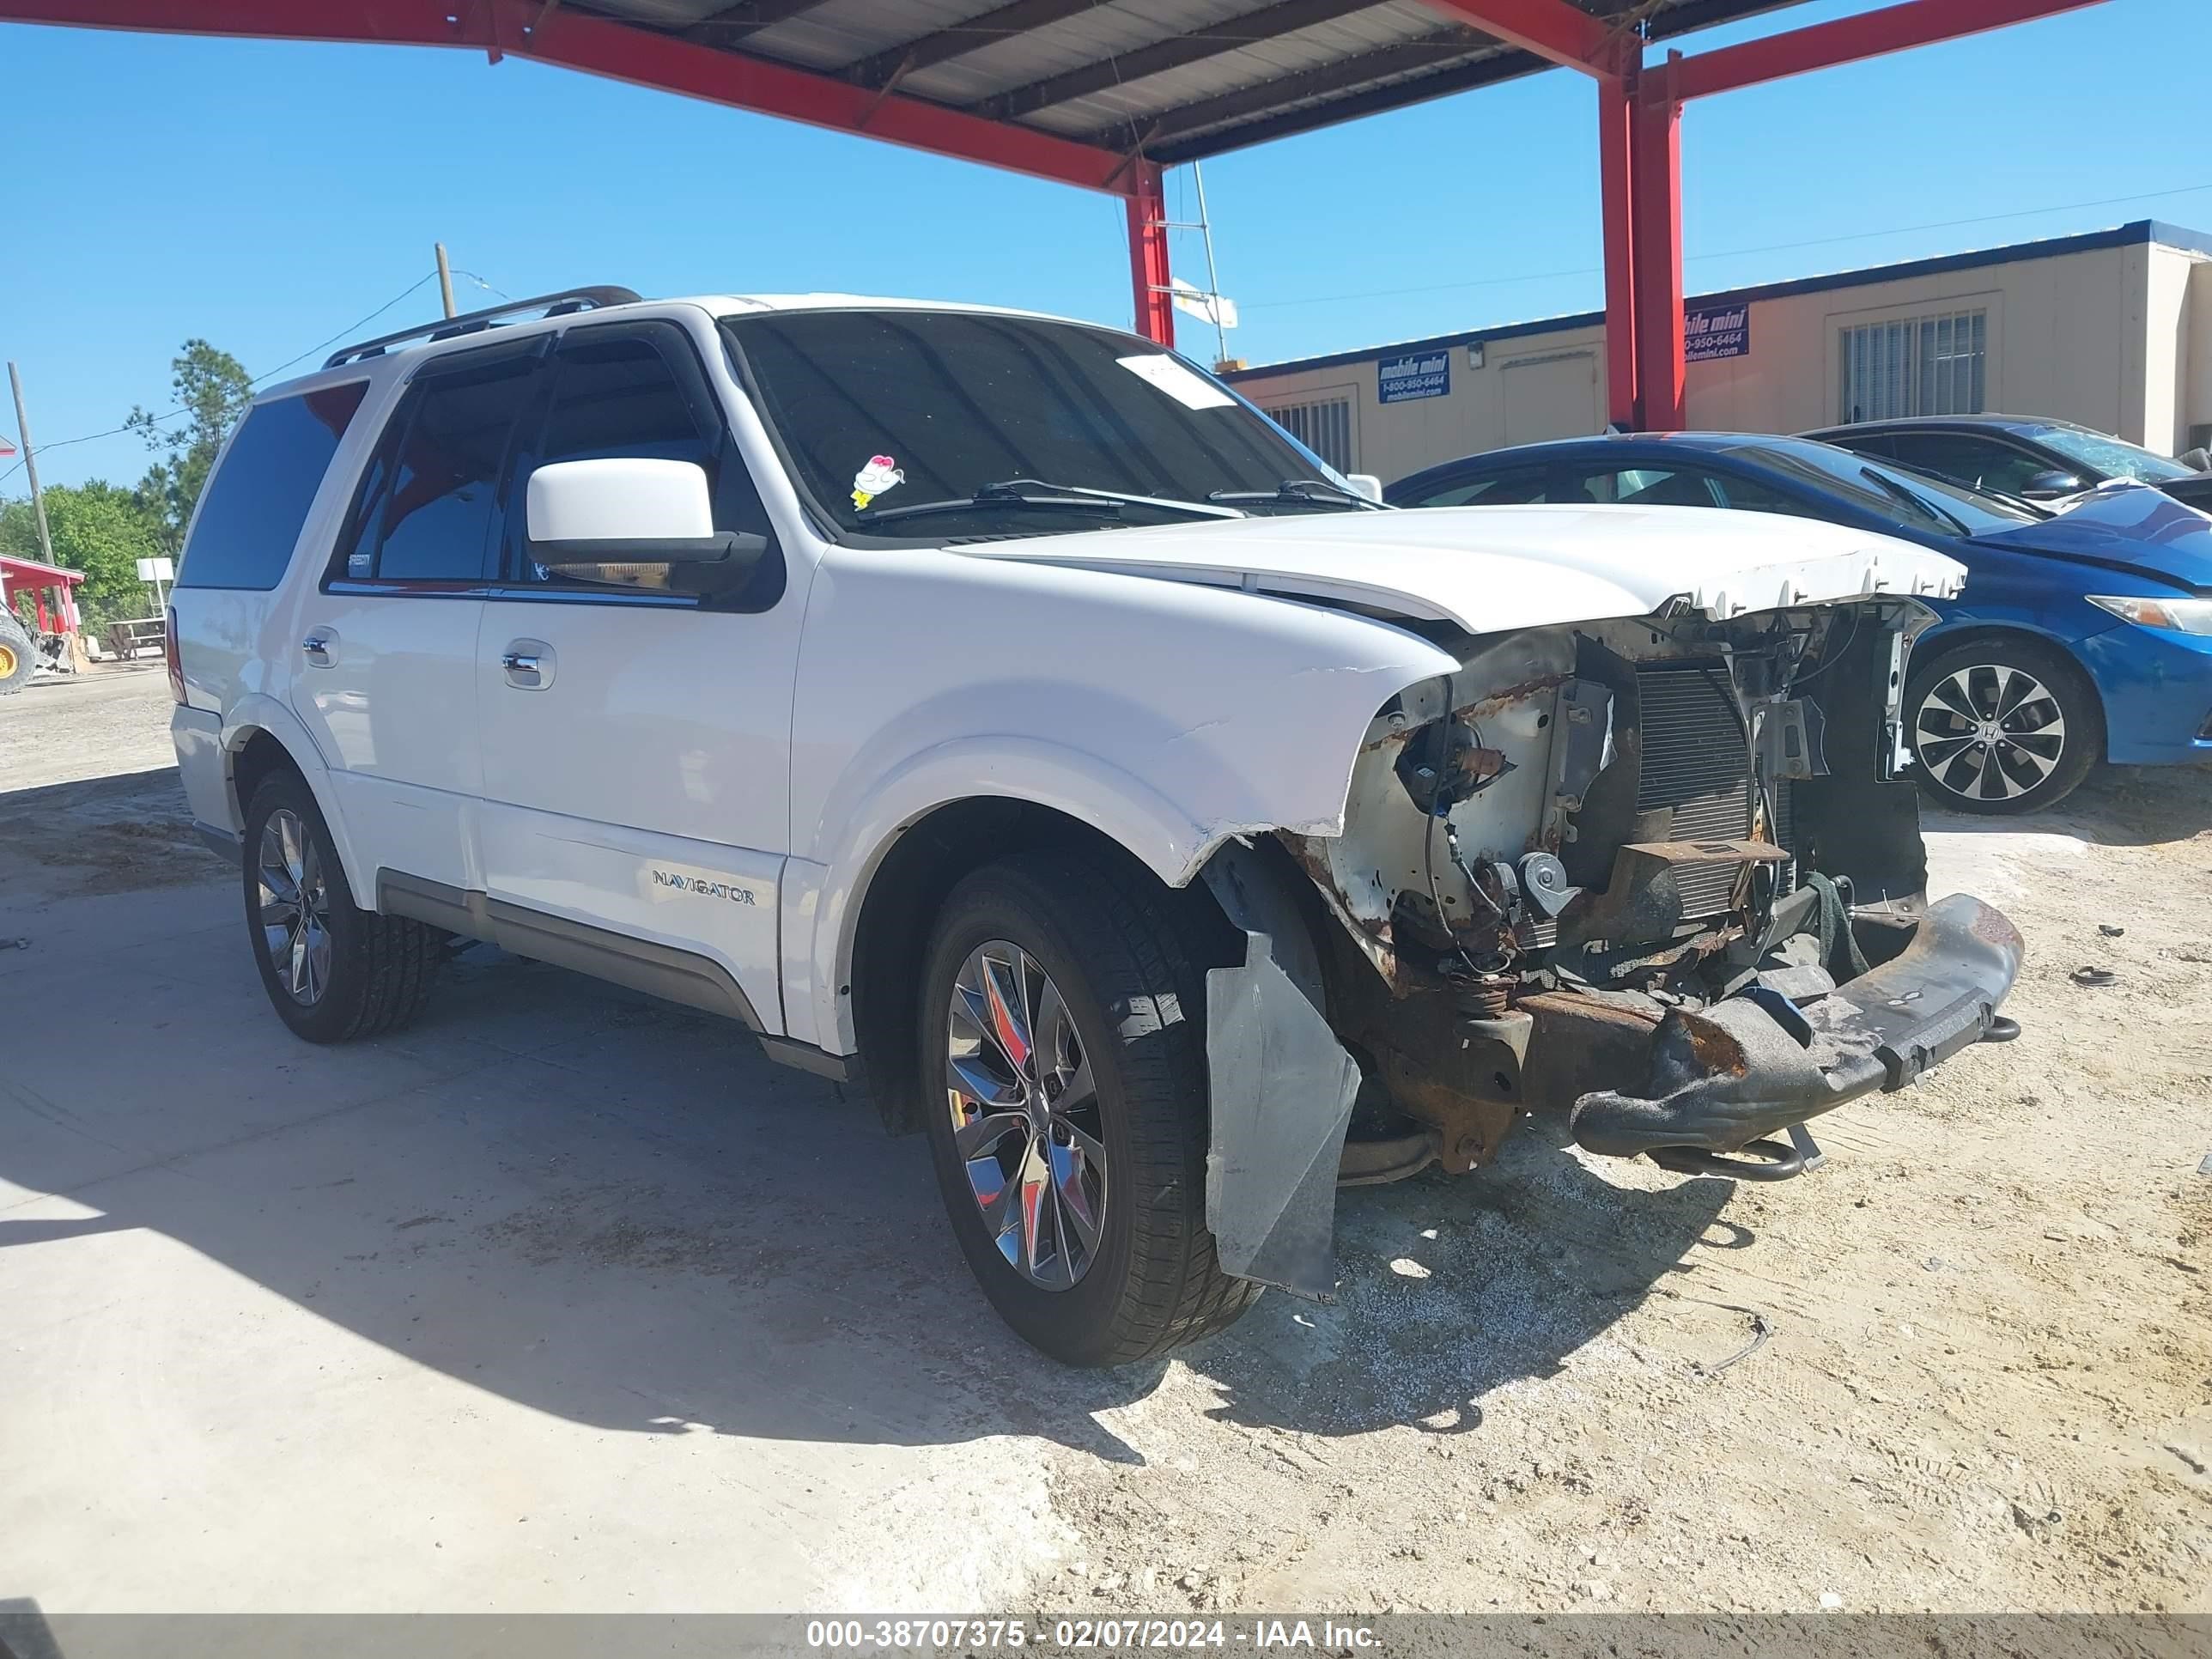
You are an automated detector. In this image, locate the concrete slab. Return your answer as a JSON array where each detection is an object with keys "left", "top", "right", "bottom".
[{"left": 0, "top": 956, "right": 1091, "bottom": 1612}]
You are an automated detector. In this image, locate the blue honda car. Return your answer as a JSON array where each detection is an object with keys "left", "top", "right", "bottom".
[{"left": 1387, "top": 434, "right": 2212, "bottom": 814}]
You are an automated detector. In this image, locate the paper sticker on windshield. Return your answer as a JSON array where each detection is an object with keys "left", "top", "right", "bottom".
[
  {"left": 851, "top": 454, "right": 905, "bottom": 510},
  {"left": 1116, "top": 355, "right": 1236, "bottom": 410}
]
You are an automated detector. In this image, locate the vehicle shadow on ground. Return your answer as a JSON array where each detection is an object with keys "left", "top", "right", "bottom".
[
  {"left": 1924, "top": 761, "right": 2212, "bottom": 848},
  {"left": 0, "top": 884, "right": 1736, "bottom": 1466}
]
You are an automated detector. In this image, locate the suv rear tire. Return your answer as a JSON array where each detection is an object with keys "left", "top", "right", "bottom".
[
  {"left": 917, "top": 853, "right": 1260, "bottom": 1367},
  {"left": 242, "top": 771, "right": 443, "bottom": 1042},
  {"left": 1905, "top": 635, "right": 2099, "bottom": 815}
]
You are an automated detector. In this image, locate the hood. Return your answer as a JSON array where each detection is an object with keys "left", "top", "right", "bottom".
[
  {"left": 962, "top": 504, "right": 1966, "bottom": 633},
  {"left": 1976, "top": 483, "right": 2212, "bottom": 591}
]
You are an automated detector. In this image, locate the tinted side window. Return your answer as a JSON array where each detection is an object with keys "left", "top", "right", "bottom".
[
  {"left": 507, "top": 326, "right": 770, "bottom": 584},
  {"left": 1882, "top": 433, "right": 2045, "bottom": 495},
  {"left": 177, "top": 382, "right": 368, "bottom": 590},
  {"left": 366, "top": 364, "right": 538, "bottom": 581},
  {"left": 1584, "top": 467, "right": 1720, "bottom": 507},
  {"left": 1405, "top": 468, "right": 1554, "bottom": 507},
  {"left": 540, "top": 335, "right": 718, "bottom": 479},
  {"left": 1836, "top": 433, "right": 1900, "bottom": 462},
  {"left": 1708, "top": 473, "right": 1811, "bottom": 514}
]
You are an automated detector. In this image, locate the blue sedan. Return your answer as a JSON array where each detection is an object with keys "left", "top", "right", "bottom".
[{"left": 1387, "top": 434, "right": 2212, "bottom": 814}]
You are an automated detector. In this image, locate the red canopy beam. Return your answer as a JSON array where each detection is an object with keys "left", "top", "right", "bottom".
[
  {"left": 0, "top": 0, "right": 1137, "bottom": 192},
  {"left": 1631, "top": 80, "right": 1684, "bottom": 431},
  {"left": 1666, "top": 0, "right": 2107, "bottom": 99},
  {"left": 1596, "top": 76, "right": 1638, "bottom": 426},
  {"left": 1419, "top": 0, "right": 1622, "bottom": 75}
]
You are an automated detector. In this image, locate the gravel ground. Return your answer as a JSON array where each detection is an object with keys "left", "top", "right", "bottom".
[{"left": 1, "top": 668, "right": 2205, "bottom": 1614}]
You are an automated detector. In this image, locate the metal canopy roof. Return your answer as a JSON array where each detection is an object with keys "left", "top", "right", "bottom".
[
  {"left": 573, "top": 0, "right": 1809, "bottom": 163},
  {"left": 6, "top": 0, "right": 2106, "bottom": 422}
]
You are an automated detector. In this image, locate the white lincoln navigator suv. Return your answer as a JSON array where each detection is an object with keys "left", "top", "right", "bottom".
[{"left": 169, "top": 287, "right": 2022, "bottom": 1366}]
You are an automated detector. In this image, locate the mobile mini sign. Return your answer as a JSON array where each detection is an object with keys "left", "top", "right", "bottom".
[
  {"left": 1378, "top": 351, "right": 1451, "bottom": 404},
  {"left": 1685, "top": 302, "right": 1750, "bottom": 362}
]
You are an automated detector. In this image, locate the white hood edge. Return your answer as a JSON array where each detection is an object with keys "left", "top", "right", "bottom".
[{"left": 962, "top": 502, "right": 1967, "bottom": 634}]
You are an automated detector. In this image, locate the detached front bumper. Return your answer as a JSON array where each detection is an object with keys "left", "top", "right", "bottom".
[{"left": 1569, "top": 894, "right": 2024, "bottom": 1162}]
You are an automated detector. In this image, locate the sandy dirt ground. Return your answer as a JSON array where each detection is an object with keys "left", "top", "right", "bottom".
[{"left": 0, "top": 667, "right": 2205, "bottom": 1614}]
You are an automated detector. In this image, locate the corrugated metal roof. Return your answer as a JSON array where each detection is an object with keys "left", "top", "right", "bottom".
[{"left": 570, "top": 0, "right": 1817, "bottom": 163}]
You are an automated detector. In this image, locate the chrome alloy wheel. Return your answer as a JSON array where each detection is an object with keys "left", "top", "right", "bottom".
[
  {"left": 257, "top": 808, "right": 332, "bottom": 1006},
  {"left": 945, "top": 940, "right": 1108, "bottom": 1291},
  {"left": 1913, "top": 663, "right": 2068, "bottom": 803}
]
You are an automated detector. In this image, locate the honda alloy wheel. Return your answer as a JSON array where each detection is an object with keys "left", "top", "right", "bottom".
[{"left": 1906, "top": 639, "right": 2097, "bottom": 815}]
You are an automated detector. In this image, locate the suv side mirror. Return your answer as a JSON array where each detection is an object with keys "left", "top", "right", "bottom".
[
  {"left": 1345, "top": 472, "right": 1385, "bottom": 503},
  {"left": 526, "top": 458, "right": 769, "bottom": 587},
  {"left": 2021, "top": 468, "right": 2086, "bottom": 500}
]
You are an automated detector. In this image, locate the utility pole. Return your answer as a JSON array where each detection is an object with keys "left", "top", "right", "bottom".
[
  {"left": 7, "top": 362, "right": 56, "bottom": 567},
  {"left": 434, "top": 242, "right": 457, "bottom": 319}
]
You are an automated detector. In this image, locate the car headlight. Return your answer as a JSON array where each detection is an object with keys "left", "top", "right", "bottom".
[{"left": 2087, "top": 594, "right": 2212, "bottom": 635}]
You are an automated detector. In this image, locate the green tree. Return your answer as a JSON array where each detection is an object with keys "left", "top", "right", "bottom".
[
  {"left": 127, "top": 338, "right": 252, "bottom": 556},
  {"left": 0, "top": 481, "right": 163, "bottom": 625}
]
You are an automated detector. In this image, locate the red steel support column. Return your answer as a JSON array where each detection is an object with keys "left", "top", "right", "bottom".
[
  {"left": 1631, "top": 81, "right": 1684, "bottom": 429},
  {"left": 1126, "top": 165, "right": 1176, "bottom": 348},
  {"left": 1597, "top": 75, "right": 1638, "bottom": 428}
]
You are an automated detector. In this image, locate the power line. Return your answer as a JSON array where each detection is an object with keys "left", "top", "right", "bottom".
[
  {"left": 0, "top": 267, "right": 483, "bottom": 489},
  {"left": 1240, "top": 180, "right": 2212, "bottom": 313},
  {"left": 241, "top": 271, "right": 442, "bottom": 388}
]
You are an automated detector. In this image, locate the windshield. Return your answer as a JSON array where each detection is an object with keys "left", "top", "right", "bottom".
[
  {"left": 2021, "top": 424, "right": 2197, "bottom": 483},
  {"left": 720, "top": 309, "right": 1344, "bottom": 537},
  {"left": 1728, "top": 437, "right": 2037, "bottom": 537}
]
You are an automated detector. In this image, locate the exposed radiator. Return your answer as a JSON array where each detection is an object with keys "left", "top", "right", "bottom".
[{"left": 1636, "top": 665, "right": 1753, "bottom": 917}]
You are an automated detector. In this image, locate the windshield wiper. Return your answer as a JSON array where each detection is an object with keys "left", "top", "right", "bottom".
[
  {"left": 1207, "top": 477, "right": 1381, "bottom": 511},
  {"left": 865, "top": 478, "right": 1242, "bottom": 526},
  {"left": 1860, "top": 465, "right": 1966, "bottom": 536}
]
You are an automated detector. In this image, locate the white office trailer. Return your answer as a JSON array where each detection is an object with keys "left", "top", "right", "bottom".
[{"left": 1224, "top": 221, "right": 2212, "bottom": 486}]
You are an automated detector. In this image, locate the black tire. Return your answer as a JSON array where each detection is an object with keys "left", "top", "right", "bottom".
[
  {"left": 242, "top": 770, "right": 442, "bottom": 1042},
  {"left": 917, "top": 852, "right": 1260, "bottom": 1367},
  {"left": 0, "top": 610, "right": 34, "bottom": 696},
  {"left": 1905, "top": 635, "right": 2100, "bottom": 816}
]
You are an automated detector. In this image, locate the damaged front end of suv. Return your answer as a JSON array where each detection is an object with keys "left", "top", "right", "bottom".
[{"left": 1200, "top": 589, "right": 2023, "bottom": 1297}]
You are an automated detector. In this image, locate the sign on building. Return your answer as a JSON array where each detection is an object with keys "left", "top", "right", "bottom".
[
  {"left": 1378, "top": 350, "right": 1450, "bottom": 404},
  {"left": 1685, "top": 302, "right": 1750, "bottom": 362}
]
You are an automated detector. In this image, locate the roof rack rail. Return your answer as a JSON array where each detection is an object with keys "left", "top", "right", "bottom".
[{"left": 324, "top": 285, "right": 645, "bottom": 368}]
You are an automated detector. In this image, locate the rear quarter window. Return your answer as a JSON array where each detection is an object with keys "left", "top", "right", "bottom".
[{"left": 175, "top": 382, "right": 368, "bottom": 590}]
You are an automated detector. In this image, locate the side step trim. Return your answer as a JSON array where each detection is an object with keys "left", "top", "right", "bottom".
[{"left": 377, "top": 870, "right": 763, "bottom": 1033}]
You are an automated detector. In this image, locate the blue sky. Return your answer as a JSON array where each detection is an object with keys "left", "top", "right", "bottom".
[{"left": 3, "top": 0, "right": 2204, "bottom": 490}]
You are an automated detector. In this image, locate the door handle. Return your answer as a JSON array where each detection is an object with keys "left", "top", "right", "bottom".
[
  {"left": 301, "top": 632, "right": 335, "bottom": 667},
  {"left": 500, "top": 639, "right": 554, "bottom": 690}
]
